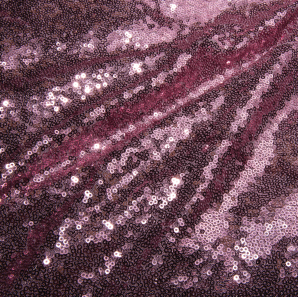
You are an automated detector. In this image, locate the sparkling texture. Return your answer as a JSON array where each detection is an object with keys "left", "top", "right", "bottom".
[{"left": 1, "top": 0, "right": 298, "bottom": 296}]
